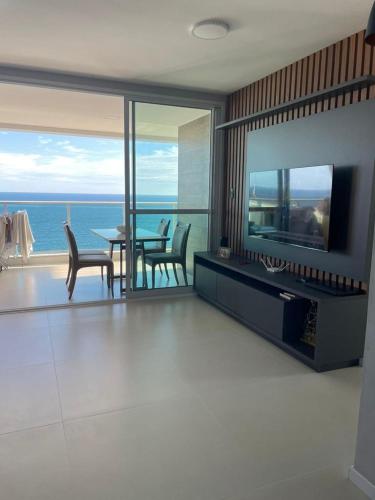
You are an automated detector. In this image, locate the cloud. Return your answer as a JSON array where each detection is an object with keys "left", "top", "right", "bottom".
[
  {"left": 61, "top": 144, "right": 89, "bottom": 154},
  {"left": 0, "top": 141, "right": 178, "bottom": 194},
  {"left": 0, "top": 151, "right": 123, "bottom": 191},
  {"left": 136, "top": 145, "right": 178, "bottom": 183},
  {"left": 38, "top": 136, "right": 53, "bottom": 145},
  {"left": 37, "top": 137, "right": 89, "bottom": 154},
  {"left": 0, "top": 152, "right": 41, "bottom": 170},
  {"left": 51, "top": 139, "right": 90, "bottom": 155}
]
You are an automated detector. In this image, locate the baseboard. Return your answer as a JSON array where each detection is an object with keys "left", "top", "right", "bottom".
[{"left": 349, "top": 466, "right": 375, "bottom": 499}]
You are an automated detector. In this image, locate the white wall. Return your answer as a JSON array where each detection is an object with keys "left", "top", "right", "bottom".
[
  {"left": 352, "top": 226, "right": 375, "bottom": 497},
  {"left": 178, "top": 114, "right": 211, "bottom": 273}
]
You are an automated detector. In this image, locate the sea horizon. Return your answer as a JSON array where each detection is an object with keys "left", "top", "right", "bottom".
[
  {"left": 0, "top": 192, "right": 177, "bottom": 202},
  {"left": 1, "top": 192, "right": 177, "bottom": 253}
]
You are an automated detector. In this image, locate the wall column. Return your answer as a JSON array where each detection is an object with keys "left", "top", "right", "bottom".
[{"left": 350, "top": 224, "right": 375, "bottom": 498}]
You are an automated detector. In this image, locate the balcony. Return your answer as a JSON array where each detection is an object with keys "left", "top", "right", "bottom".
[
  {"left": 0, "top": 199, "right": 197, "bottom": 312},
  {"left": 0, "top": 90, "right": 212, "bottom": 312}
]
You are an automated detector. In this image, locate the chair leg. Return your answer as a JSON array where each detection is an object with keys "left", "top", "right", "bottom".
[
  {"left": 109, "top": 243, "right": 114, "bottom": 259},
  {"left": 142, "top": 256, "right": 147, "bottom": 288},
  {"left": 107, "top": 265, "right": 111, "bottom": 289},
  {"left": 101, "top": 266, "right": 104, "bottom": 281},
  {"left": 152, "top": 264, "right": 156, "bottom": 289},
  {"left": 159, "top": 263, "right": 163, "bottom": 274},
  {"left": 182, "top": 263, "right": 188, "bottom": 286},
  {"left": 66, "top": 258, "right": 72, "bottom": 285},
  {"left": 172, "top": 263, "right": 179, "bottom": 285},
  {"left": 164, "top": 263, "right": 169, "bottom": 280},
  {"left": 119, "top": 244, "right": 123, "bottom": 292},
  {"left": 68, "top": 269, "right": 77, "bottom": 300},
  {"left": 108, "top": 265, "right": 114, "bottom": 297}
]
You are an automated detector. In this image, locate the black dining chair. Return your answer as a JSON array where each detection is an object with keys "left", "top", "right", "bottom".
[
  {"left": 64, "top": 222, "right": 108, "bottom": 285},
  {"left": 144, "top": 222, "right": 191, "bottom": 288},
  {"left": 64, "top": 223, "right": 114, "bottom": 299},
  {"left": 143, "top": 218, "right": 171, "bottom": 276}
]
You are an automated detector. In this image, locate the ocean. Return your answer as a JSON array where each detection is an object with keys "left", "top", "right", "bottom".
[{"left": 0, "top": 193, "right": 177, "bottom": 253}]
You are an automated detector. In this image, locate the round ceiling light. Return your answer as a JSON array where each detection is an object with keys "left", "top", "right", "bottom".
[{"left": 191, "top": 20, "right": 229, "bottom": 40}]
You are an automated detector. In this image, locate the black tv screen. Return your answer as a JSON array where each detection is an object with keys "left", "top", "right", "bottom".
[{"left": 247, "top": 165, "right": 334, "bottom": 251}]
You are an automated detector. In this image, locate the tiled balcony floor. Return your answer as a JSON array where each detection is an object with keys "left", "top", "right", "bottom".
[{"left": 0, "top": 261, "right": 192, "bottom": 312}]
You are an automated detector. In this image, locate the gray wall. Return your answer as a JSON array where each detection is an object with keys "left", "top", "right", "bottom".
[
  {"left": 178, "top": 114, "right": 211, "bottom": 273},
  {"left": 244, "top": 99, "right": 375, "bottom": 282},
  {"left": 354, "top": 232, "right": 375, "bottom": 487}
]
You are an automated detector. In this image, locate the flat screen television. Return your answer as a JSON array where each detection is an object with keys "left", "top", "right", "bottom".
[{"left": 247, "top": 165, "right": 334, "bottom": 251}]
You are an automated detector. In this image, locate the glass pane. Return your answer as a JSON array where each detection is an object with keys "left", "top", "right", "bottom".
[
  {"left": 71, "top": 202, "right": 124, "bottom": 251},
  {"left": 0, "top": 84, "right": 124, "bottom": 257},
  {"left": 4, "top": 201, "right": 67, "bottom": 253},
  {"left": 134, "top": 103, "right": 211, "bottom": 210},
  {"left": 0, "top": 83, "right": 125, "bottom": 310},
  {"left": 131, "top": 213, "right": 208, "bottom": 290}
]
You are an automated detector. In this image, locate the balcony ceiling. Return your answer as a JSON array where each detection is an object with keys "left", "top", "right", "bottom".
[
  {"left": 0, "top": 0, "right": 372, "bottom": 93},
  {"left": 0, "top": 83, "right": 209, "bottom": 140}
]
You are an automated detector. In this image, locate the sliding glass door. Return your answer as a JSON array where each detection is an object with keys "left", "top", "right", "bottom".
[{"left": 125, "top": 101, "right": 212, "bottom": 294}]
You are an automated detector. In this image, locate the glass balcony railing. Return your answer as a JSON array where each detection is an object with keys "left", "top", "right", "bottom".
[{"left": 0, "top": 200, "right": 177, "bottom": 254}]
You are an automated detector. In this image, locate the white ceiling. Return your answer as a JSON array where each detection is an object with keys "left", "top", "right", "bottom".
[
  {"left": 0, "top": 83, "right": 210, "bottom": 139},
  {"left": 0, "top": 0, "right": 372, "bottom": 93}
]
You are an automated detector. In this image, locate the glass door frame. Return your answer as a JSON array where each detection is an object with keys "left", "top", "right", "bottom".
[
  {"left": 123, "top": 97, "right": 224, "bottom": 298},
  {"left": 0, "top": 67, "right": 225, "bottom": 308}
]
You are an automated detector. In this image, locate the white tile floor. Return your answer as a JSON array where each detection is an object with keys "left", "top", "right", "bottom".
[
  {"left": 0, "top": 296, "right": 367, "bottom": 500},
  {"left": 0, "top": 263, "right": 192, "bottom": 311}
]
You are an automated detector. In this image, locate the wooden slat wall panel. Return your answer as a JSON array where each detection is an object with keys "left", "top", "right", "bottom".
[{"left": 224, "top": 30, "right": 375, "bottom": 286}]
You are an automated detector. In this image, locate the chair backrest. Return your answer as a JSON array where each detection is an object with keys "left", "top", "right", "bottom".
[
  {"left": 63, "top": 222, "right": 79, "bottom": 264},
  {"left": 156, "top": 218, "right": 170, "bottom": 251},
  {"left": 171, "top": 222, "right": 191, "bottom": 259}
]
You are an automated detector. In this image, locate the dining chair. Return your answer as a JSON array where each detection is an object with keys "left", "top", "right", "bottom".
[
  {"left": 63, "top": 223, "right": 114, "bottom": 299},
  {"left": 64, "top": 222, "right": 107, "bottom": 285},
  {"left": 143, "top": 218, "right": 171, "bottom": 277},
  {"left": 144, "top": 222, "right": 191, "bottom": 288}
]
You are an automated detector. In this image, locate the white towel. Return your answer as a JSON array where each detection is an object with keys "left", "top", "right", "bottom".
[
  {"left": 0, "top": 216, "right": 6, "bottom": 255},
  {"left": 0, "top": 216, "right": 7, "bottom": 257},
  {"left": 11, "top": 211, "right": 35, "bottom": 262},
  {"left": 0, "top": 215, "right": 15, "bottom": 256}
]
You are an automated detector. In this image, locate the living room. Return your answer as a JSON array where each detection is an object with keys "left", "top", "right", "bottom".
[{"left": 0, "top": 1, "right": 375, "bottom": 499}]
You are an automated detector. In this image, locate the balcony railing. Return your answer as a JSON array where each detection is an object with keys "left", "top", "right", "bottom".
[
  {"left": 249, "top": 197, "right": 327, "bottom": 207},
  {"left": 1, "top": 200, "right": 178, "bottom": 254}
]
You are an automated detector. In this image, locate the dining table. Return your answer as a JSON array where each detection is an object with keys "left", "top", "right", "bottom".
[{"left": 91, "top": 227, "right": 169, "bottom": 293}]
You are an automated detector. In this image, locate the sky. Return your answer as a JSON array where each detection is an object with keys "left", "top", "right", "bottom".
[
  {"left": 0, "top": 130, "right": 178, "bottom": 195},
  {"left": 251, "top": 165, "right": 333, "bottom": 192}
]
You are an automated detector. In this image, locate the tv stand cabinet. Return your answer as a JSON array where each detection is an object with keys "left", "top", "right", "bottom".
[{"left": 194, "top": 252, "right": 367, "bottom": 372}]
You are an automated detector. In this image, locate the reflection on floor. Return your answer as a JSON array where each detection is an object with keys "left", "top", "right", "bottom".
[
  {"left": 0, "top": 262, "right": 193, "bottom": 311},
  {"left": 0, "top": 296, "right": 366, "bottom": 500}
]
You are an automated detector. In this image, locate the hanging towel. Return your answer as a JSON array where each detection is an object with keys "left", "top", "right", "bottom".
[
  {"left": 0, "top": 215, "right": 14, "bottom": 255},
  {"left": 0, "top": 215, "right": 7, "bottom": 255},
  {"left": 11, "top": 211, "right": 35, "bottom": 262}
]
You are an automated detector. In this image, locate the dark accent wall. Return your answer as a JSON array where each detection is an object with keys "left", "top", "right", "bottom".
[
  {"left": 244, "top": 100, "right": 375, "bottom": 282},
  {"left": 224, "top": 30, "right": 375, "bottom": 284}
]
